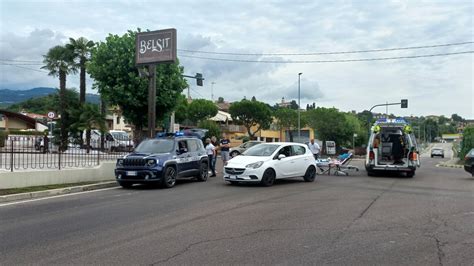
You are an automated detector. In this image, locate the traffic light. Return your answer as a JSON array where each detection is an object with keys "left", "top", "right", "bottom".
[
  {"left": 401, "top": 99, "right": 408, "bottom": 108},
  {"left": 195, "top": 73, "right": 203, "bottom": 86}
]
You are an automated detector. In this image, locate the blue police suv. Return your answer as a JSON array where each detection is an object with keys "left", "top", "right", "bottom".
[{"left": 115, "top": 133, "right": 209, "bottom": 188}]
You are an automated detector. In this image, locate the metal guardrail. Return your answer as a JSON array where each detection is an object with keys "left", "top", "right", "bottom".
[{"left": 0, "top": 136, "right": 132, "bottom": 172}]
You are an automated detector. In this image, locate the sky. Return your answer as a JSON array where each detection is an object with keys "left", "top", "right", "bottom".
[{"left": 0, "top": 0, "right": 473, "bottom": 118}]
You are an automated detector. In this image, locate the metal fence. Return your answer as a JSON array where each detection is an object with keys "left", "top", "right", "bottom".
[{"left": 0, "top": 135, "right": 132, "bottom": 172}]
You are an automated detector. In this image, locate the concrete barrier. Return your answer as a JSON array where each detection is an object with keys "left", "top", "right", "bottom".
[{"left": 0, "top": 162, "right": 116, "bottom": 189}]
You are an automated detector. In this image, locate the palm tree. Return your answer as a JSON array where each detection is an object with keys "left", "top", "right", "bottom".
[
  {"left": 42, "top": 45, "right": 77, "bottom": 150},
  {"left": 67, "top": 37, "right": 95, "bottom": 104},
  {"left": 70, "top": 103, "right": 107, "bottom": 153}
]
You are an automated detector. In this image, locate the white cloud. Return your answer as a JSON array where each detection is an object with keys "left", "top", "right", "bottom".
[{"left": 0, "top": 0, "right": 472, "bottom": 118}]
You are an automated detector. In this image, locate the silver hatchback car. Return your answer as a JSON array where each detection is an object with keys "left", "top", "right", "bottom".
[{"left": 230, "top": 141, "right": 262, "bottom": 157}]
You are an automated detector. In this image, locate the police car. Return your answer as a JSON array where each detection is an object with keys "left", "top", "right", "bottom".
[
  {"left": 365, "top": 118, "right": 420, "bottom": 177},
  {"left": 115, "top": 132, "right": 209, "bottom": 188}
]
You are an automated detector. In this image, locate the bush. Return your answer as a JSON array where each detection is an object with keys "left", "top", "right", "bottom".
[
  {"left": 197, "top": 120, "right": 221, "bottom": 141},
  {"left": 460, "top": 126, "right": 474, "bottom": 159},
  {"left": 0, "top": 130, "right": 8, "bottom": 147},
  {"left": 8, "top": 130, "right": 43, "bottom": 136}
]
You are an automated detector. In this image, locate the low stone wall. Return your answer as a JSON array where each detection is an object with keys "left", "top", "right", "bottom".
[{"left": 0, "top": 162, "right": 116, "bottom": 189}]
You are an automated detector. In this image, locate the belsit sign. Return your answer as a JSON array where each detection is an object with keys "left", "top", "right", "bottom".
[{"left": 135, "top": 28, "right": 177, "bottom": 65}]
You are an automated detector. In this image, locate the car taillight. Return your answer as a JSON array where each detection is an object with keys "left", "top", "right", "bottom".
[
  {"left": 409, "top": 152, "right": 417, "bottom": 161},
  {"left": 369, "top": 151, "right": 375, "bottom": 160}
]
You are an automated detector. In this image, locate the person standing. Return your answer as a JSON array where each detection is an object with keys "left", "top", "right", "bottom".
[
  {"left": 211, "top": 136, "right": 218, "bottom": 173},
  {"left": 220, "top": 133, "right": 231, "bottom": 165},
  {"left": 205, "top": 138, "right": 216, "bottom": 177},
  {"left": 308, "top": 139, "right": 320, "bottom": 160}
]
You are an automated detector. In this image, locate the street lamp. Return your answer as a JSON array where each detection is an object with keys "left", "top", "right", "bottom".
[{"left": 298, "top": 73, "right": 302, "bottom": 141}]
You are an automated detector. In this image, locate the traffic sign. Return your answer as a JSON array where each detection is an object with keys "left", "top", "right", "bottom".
[{"left": 47, "top": 111, "right": 56, "bottom": 119}]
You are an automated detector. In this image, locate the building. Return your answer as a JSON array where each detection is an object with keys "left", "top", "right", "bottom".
[{"left": 0, "top": 109, "right": 47, "bottom": 131}]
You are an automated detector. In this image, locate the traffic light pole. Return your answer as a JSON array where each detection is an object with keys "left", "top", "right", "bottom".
[{"left": 369, "top": 102, "right": 403, "bottom": 113}]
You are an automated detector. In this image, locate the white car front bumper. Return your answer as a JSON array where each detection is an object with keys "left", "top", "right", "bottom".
[{"left": 223, "top": 166, "right": 265, "bottom": 182}]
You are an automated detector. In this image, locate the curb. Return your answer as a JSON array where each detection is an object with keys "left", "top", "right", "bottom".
[
  {"left": 436, "top": 164, "right": 464, "bottom": 169},
  {"left": 0, "top": 181, "right": 118, "bottom": 203}
]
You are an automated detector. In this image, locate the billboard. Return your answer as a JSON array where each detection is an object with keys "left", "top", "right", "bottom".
[{"left": 135, "top": 28, "right": 177, "bottom": 65}]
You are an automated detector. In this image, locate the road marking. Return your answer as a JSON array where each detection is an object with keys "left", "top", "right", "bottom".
[{"left": 0, "top": 187, "right": 120, "bottom": 207}]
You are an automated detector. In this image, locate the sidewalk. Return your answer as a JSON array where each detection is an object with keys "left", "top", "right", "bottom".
[{"left": 0, "top": 181, "right": 118, "bottom": 204}]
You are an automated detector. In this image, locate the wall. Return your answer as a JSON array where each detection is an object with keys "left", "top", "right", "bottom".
[{"left": 0, "top": 162, "right": 116, "bottom": 189}]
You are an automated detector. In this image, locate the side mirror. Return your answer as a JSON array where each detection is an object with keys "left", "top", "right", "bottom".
[{"left": 278, "top": 154, "right": 286, "bottom": 160}]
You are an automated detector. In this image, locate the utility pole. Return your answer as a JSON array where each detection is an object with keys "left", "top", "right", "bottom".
[{"left": 298, "top": 73, "right": 302, "bottom": 141}]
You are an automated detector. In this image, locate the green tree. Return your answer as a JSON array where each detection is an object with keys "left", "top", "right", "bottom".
[
  {"left": 42, "top": 45, "right": 77, "bottom": 150},
  {"left": 88, "top": 30, "right": 188, "bottom": 140},
  {"left": 173, "top": 94, "right": 188, "bottom": 124},
  {"left": 197, "top": 120, "right": 221, "bottom": 141},
  {"left": 306, "top": 107, "right": 349, "bottom": 151},
  {"left": 289, "top": 100, "right": 299, "bottom": 110},
  {"left": 70, "top": 103, "right": 107, "bottom": 153},
  {"left": 460, "top": 126, "right": 474, "bottom": 159},
  {"left": 451, "top": 113, "right": 464, "bottom": 123},
  {"left": 344, "top": 113, "right": 367, "bottom": 147},
  {"left": 274, "top": 107, "right": 306, "bottom": 142},
  {"left": 422, "top": 119, "right": 439, "bottom": 142},
  {"left": 67, "top": 37, "right": 95, "bottom": 104},
  {"left": 187, "top": 99, "right": 218, "bottom": 123},
  {"left": 229, "top": 99, "right": 272, "bottom": 138}
]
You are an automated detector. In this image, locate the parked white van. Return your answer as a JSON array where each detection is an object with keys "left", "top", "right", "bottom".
[
  {"left": 84, "top": 130, "right": 133, "bottom": 151},
  {"left": 365, "top": 118, "right": 420, "bottom": 177}
]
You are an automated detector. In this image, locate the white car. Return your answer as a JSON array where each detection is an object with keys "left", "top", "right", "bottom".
[{"left": 223, "top": 142, "right": 317, "bottom": 186}]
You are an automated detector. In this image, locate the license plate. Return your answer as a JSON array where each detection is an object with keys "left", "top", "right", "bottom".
[
  {"left": 127, "top": 171, "right": 137, "bottom": 176},
  {"left": 230, "top": 175, "right": 237, "bottom": 180}
]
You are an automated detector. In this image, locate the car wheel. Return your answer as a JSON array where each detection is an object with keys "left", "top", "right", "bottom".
[
  {"left": 431, "top": 155, "right": 433, "bottom": 158},
  {"left": 442, "top": 156, "right": 444, "bottom": 158},
  {"left": 406, "top": 171, "right": 415, "bottom": 178},
  {"left": 303, "top": 165, "right": 316, "bottom": 182},
  {"left": 118, "top": 181, "right": 133, "bottom": 188},
  {"left": 196, "top": 161, "right": 208, "bottom": 182},
  {"left": 230, "top": 151, "right": 240, "bottom": 157},
  {"left": 260, "top": 169, "right": 276, "bottom": 187},
  {"left": 367, "top": 171, "right": 374, "bottom": 177},
  {"left": 162, "top": 166, "right": 177, "bottom": 188}
]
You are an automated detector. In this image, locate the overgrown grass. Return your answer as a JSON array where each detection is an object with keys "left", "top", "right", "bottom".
[{"left": 0, "top": 181, "right": 99, "bottom": 196}]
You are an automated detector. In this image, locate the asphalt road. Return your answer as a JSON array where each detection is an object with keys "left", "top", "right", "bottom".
[{"left": 1, "top": 143, "right": 473, "bottom": 265}]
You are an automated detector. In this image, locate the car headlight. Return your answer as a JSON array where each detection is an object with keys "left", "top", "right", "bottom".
[
  {"left": 147, "top": 159, "right": 157, "bottom": 166},
  {"left": 246, "top": 161, "right": 264, "bottom": 169},
  {"left": 117, "top": 159, "right": 124, "bottom": 166}
]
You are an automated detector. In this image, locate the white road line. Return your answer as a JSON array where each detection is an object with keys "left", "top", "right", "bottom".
[{"left": 0, "top": 187, "right": 120, "bottom": 207}]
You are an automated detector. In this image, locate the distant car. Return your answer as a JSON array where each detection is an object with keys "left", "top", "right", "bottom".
[
  {"left": 431, "top": 148, "right": 445, "bottom": 158},
  {"left": 230, "top": 141, "right": 262, "bottom": 157},
  {"left": 223, "top": 142, "right": 317, "bottom": 186},
  {"left": 464, "top": 148, "right": 474, "bottom": 176}
]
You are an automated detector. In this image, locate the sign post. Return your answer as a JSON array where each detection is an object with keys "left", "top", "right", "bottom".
[{"left": 135, "top": 28, "right": 177, "bottom": 138}]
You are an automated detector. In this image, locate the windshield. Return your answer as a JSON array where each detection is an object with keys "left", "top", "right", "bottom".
[
  {"left": 134, "top": 139, "right": 174, "bottom": 154},
  {"left": 243, "top": 144, "right": 279, "bottom": 156},
  {"left": 111, "top": 132, "right": 130, "bottom": 141}
]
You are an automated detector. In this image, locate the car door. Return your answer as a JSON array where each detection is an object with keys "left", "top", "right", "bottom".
[
  {"left": 292, "top": 145, "right": 310, "bottom": 176},
  {"left": 176, "top": 140, "right": 191, "bottom": 174},
  {"left": 272, "top": 145, "right": 295, "bottom": 178},
  {"left": 186, "top": 139, "right": 203, "bottom": 172}
]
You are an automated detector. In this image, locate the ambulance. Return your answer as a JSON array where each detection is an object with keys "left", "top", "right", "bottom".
[{"left": 365, "top": 118, "right": 420, "bottom": 177}]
